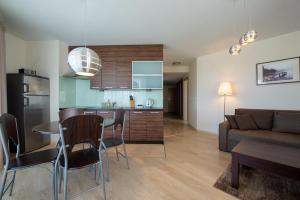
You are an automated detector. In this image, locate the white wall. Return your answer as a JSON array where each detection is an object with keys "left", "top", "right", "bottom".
[
  {"left": 5, "top": 32, "right": 27, "bottom": 73},
  {"left": 59, "top": 41, "right": 71, "bottom": 76},
  {"left": 188, "top": 60, "right": 197, "bottom": 129},
  {"left": 26, "top": 40, "right": 60, "bottom": 125},
  {"left": 196, "top": 30, "right": 300, "bottom": 134}
]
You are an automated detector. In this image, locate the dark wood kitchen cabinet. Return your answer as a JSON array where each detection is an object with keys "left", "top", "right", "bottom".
[
  {"left": 115, "top": 61, "right": 131, "bottom": 89},
  {"left": 130, "top": 110, "right": 164, "bottom": 143},
  {"left": 68, "top": 45, "right": 163, "bottom": 90},
  {"left": 90, "top": 71, "right": 102, "bottom": 89},
  {"left": 101, "top": 61, "right": 117, "bottom": 89},
  {"left": 130, "top": 111, "right": 148, "bottom": 142},
  {"left": 146, "top": 111, "right": 164, "bottom": 142}
]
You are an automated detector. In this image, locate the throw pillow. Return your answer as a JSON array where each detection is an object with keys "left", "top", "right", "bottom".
[
  {"left": 225, "top": 115, "right": 239, "bottom": 129},
  {"left": 235, "top": 114, "right": 258, "bottom": 130},
  {"left": 273, "top": 112, "right": 300, "bottom": 134}
]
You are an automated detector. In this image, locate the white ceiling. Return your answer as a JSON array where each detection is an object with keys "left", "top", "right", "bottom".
[{"left": 1, "top": 0, "right": 300, "bottom": 65}]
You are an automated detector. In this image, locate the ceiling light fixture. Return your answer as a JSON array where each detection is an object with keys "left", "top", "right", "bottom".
[
  {"left": 229, "top": 0, "right": 257, "bottom": 55},
  {"left": 243, "top": 29, "right": 257, "bottom": 43},
  {"left": 67, "top": 0, "right": 102, "bottom": 76},
  {"left": 229, "top": 44, "right": 241, "bottom": 55},
  {"left": 239, "top": 36, "right": 248, "bottom": 46}
]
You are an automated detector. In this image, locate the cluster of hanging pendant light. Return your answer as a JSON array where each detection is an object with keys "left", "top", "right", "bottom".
[
  {"left": 229, "top": 0, "right": 257, "bottom": 56},
  {"left": 229, "top": 30, "right": 257, "bottom": 55}
]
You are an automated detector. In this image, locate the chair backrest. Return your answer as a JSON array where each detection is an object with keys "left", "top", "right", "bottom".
[
  {"left": 60, "top": 114, "right": 104, "bottom": 154},
  {"left": 59, "top": 108, "right": 84, "bottom": 122},
  {"left": 0, "top": 113, "right": 20, "bottom": 165},
  {"left": 114, "top": 109, "right": 125, "bottom": 130}
]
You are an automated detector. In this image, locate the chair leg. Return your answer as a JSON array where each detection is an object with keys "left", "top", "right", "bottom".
[
  {"left": 52, "top": 163, "right": 58, "bottom": 200},
  {"left": 122, "top": 143, "right": 130, "bottom": 169},
  {"left": 115, "top": 146, "right": 120, "bottom": 161},
  {"left": 8, "top": 170, "right": 16, "bottom": 196},
  {"left": 0, "top": 168, "right": 8, "bottom": 199},
  {"left": 105, "top": 149, "right": 110, "bottom": 182},
  {"left": 98, "top": 151, "right": 106, "bottom": 200},
  {"left": 59, "top": 167, "right": 63, "bottom": 193},
  {"left": 63, "top": 167, "right": 68, "bottom": 200},
  {"left": 94, "top": 164, "right": 97, "bottom": 181}
]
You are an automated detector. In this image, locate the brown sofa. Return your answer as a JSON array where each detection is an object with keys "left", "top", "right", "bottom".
[{"left": 219, "top": 108, "right": 300, "bottom": 152}]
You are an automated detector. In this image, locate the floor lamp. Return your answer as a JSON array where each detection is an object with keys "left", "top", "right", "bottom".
[{"left": 218, "top": 81, "right": 233, "bottom": 121}]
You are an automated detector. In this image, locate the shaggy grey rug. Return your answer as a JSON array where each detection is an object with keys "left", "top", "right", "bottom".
[{"left": 214, "top": 165, "right": 300, "bottom": 200}]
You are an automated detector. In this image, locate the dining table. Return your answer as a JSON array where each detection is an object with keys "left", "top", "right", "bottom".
[{"left": 33, "top": 118, "right": 115, "bottom": 135}]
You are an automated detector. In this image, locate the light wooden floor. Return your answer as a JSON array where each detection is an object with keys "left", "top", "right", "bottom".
[{"left": 3, "top": 118, "right": 237, "bottom": 200}]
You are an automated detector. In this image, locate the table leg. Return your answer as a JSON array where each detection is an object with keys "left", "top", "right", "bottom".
[{"left": 231, "top": 153, "right": 239, "bottom": 189}]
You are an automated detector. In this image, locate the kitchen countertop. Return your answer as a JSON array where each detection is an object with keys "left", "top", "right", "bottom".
[{"left": 59, "top": 106, "right": 163, "bottom": 111}]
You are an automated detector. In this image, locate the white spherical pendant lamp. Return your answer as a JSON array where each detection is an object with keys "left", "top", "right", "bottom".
[{"left": 68, "top": 47, "right": 102, "bottom": 77}]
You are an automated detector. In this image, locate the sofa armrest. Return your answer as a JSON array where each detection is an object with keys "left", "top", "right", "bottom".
[{"left": 219, "top": 121, "right": 230, "bottom": 152}]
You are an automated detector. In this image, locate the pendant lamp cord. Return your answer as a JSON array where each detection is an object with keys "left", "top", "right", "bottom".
[{"left": 83, "top": 0, "right": 87, "bottom": 48}]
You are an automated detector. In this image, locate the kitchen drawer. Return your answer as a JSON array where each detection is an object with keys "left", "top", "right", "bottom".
[{"left": 83, "top": 110, "right": 97, "bottom": 115}]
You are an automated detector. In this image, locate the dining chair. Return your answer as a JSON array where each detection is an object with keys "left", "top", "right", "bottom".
[
  {"left": 0, "top": 113, "right": 58, "bottom": 199},
  {"left": 55, "top": 114, "right": 107, "bottom": 200},
  {"left": 59, "top": 108, "right": 84, "bottom": 122},
  {"left": 102, "top": 109, "right": 130, "bottom": 181}
]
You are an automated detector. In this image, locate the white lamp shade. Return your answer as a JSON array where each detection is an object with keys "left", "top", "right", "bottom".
[
  {"left": 218, "top": 81, "right": 233, "bottom": 96},
  {"left": 68, "top": 47, "right": 102, "bottom": 76}
]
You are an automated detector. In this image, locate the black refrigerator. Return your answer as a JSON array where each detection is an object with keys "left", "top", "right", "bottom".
[{"left": 7, "top": 73, "right": 50, "bottom": 153}]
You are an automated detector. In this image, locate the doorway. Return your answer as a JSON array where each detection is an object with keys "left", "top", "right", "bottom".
[{"left": 163, "top": 73, "right": 188, "bottom": 120}]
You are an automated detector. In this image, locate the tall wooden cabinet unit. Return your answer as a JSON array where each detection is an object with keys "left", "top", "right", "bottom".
[{"left": 68, "top": 45, "right": 163, "bottom": 90}]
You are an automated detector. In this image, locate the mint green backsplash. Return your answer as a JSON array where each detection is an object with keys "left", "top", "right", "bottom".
[
  {"left": 75, "top": 79, "right": 104, "bottom": 107},
  {"left": 59, "top": 77, "right": 163, "bottom": 108},
  {"left": 59, "top": 77, "right": 76, "bottom": 107}
]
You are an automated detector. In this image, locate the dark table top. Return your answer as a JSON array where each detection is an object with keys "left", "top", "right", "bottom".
[
  {"left": 33, "top": 118, "right": 115, "bottom": 135},
  {"left": 232, "top": 140, "right": 300, "bottom": 169},
  {"left": 59, "top": 106, "right": 163, "bottom": 111}
]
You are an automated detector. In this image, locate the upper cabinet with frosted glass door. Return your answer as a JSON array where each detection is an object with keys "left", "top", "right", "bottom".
[{"left": 132, "top": 61, "right": 163, "bottom": 89}]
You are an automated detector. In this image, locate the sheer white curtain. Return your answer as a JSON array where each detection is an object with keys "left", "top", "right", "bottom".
[{"left": 0, "top": 23, "right": 6, "bottom": 170}]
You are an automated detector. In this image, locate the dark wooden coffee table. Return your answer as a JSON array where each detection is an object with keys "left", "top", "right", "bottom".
[{"left": 231, "top": 140, "right": 300, "bottom": 189}]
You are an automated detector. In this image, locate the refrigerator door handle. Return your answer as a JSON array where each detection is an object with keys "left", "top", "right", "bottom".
[
  {"left": 24, "top": 97, "right": 29, "bottom": 107},
  {"left": 23, "top": 83, "right": 29, "bottom": 93}
]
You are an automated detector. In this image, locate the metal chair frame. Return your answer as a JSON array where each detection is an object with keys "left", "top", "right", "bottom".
[
  {"left": 102, "top": 110, "right": 130, "bottom": 181},
  {"left": 0, "top": 114, "right": 57, "bottom": 200},
  {"left": 54, "top": 115, "right": 108, "bottom": 200}
]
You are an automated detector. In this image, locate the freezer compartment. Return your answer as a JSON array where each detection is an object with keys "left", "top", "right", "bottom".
[{"left": 23, "top": 75, "right": 50, "bottom": 96}]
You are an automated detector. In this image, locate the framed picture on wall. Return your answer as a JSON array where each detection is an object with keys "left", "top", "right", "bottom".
[{"left": 256, "top": 57, "right": 300, "bottom": 85}]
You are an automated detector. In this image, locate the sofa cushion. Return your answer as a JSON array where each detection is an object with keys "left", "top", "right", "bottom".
[
  {"left": 235, "top": 109, "right": 274, "bottom": 130},
  {"left": 235, "top": 115, "right": 258, "bottom": 130},
  {"left": 228, "top": 129, "right": 300, "bottom": 148},
  {"left": 225, "top": 115, "right": 238, "bottom": 129},
  {"left": 273, "top": 112, "right": 300, "bottom": 134}
]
